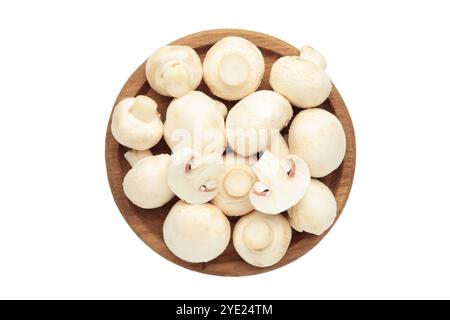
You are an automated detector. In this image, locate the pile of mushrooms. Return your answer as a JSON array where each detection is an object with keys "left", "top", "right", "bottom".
[{"left": 111, "top": 38, "right": 346, "bottom": 267}]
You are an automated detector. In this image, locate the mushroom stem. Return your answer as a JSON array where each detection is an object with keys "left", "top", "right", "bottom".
[
  {"left": 160, "top": 61, "right": 192, "bottom": 97},
  {"left": 223, "top": 168, "right": 253, "bottom": 198},
  {"left": 243, "top": 220, "right": 272, "bottom": 250},
  {"left": 130, "top": 95, "right": 158, "bottom": 123},
  {"left": 218, "top": 53, "right": 250, "bottom": 87}
]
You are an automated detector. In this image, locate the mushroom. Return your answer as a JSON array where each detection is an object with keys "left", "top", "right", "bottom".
[
  {"left": 288, "top": 108, "right": 346, "bottom": 178},
  {"left": 212, "top": 155, "right": 257, "bottom": 216},
  {"left": 111, "top": 95, "right": 163, "bottom": 150},
  {"left": 214, "top": 100, "right": 228, "bottom": 118},
  {"left": 166, "top": 148, "right": 225, "bottom": 205},
  {"left": 288, "top": 179, "right": 337, "bottom": 235},
  {"left": 270, "top": 56, "right": 332, "bottom": 108},
  {"left": 203, "top": 36, "right": 265, "bottom": 100},
  {"left": 124, "top": 149, "right": 152, "bottom": 167},
  {"left": 164, "top": 91, "right": 226, "bottom": 155},
  {"left": 122, "top": 154, "right": 174, "bottom": 209},
  {"left": 266, "top": 132, "right": 290, "bottom": 159},
  {"left": 249, "top": 151, "right": 310, "bottom": 215},
  {"left": 163, "top": 200, "right": 230, "bottom": 263},
  {"left": 145, "top": 46, "right": 202, "bottom": 98},
  {"left": 300, "top": 46, "right": 327, "bottom": 69},
  {"left": 226, "top": 90, "right": 293, "bottom": 157},
  {"left": 233, "top": 211, "right": 291, "bottom": 267}
]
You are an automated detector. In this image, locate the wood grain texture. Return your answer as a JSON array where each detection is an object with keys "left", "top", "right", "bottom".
[{"left": 105, "top": 29, "right": 356, "bottom": 276}]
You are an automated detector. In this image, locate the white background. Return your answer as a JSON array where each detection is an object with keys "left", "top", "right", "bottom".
[{"left": 0, "top": 0, "right": 449, "bottom": 300}]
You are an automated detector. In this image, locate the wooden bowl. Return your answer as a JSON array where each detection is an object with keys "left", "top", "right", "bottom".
[{"left": 105, "top": 29, "right": 356, "bottom": 276}]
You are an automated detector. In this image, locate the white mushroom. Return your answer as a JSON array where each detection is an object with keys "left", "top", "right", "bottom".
[
  {"left": 288, "top": 179, "right": 337, "bottom": 235},
  {"left": 203, "top": 36, "right": 265, "bottom": 100},
  {"left": 226, "top": 90, "right": 293, "bottom": 157},
  {"left": 167, "top": 148, "right": 225, "bottom": 204},
  {"left": 300, "top": 46, "right": 327, "bottom": 69},
  {"left": 163, "top": 200, "right": 230, "bottom": 263},
  {"left": 212, "top": 155, "right": 257, "bottom": 216},
  {"left": 145, "top": 46, "right": 202, "bottom": 97},
  {"left": 233, "top": 211, "right": 291, "bottom": 267},
  {"left": 266, "top": 132, "right": 290, "bottom": 159},
  {"left": 124, "top": 149, "right": 152, "bottom": 167},
  {"left": 249, "top": 151, "right": 310, "bottom": 215},
  {"left": 111, "top": 95, "right": 163, "bottom": 150},
  {"left": 289, "top": 108, "right": 346, "bottom": 178},
  {"left": 164, "top": 91, "right": 226, "bottom": 155},
  {"left": 214, "top": 100, "right": 228, "bottom": 118},
  {"left": 270, "top": 56, "right": 332, "bottom": 108},
  {"left": 122, "top": 154, "right": 174, "bottom": 209}
]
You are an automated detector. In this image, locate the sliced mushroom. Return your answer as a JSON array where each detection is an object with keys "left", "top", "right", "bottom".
[
  {"left": 289, "top": 108, "right": 346, "bottom": 177},
  {"left": 111, "top": 95, "right": 163, "bottom": 150},
  {"left": 203, "top": 37, "right": 265, "bottom": 100},
  {"left": 167, "top": 148, "right": 225, "bottom": 204},
  {"left": 164, "top": 91, "right": 226, "bottom": 155},
  {"left": 226, "top": 90, "right": 293, "bottom": 157},
  {"left": 163, "top": 200, "right": 231, "bottom": 263},
  {"left": 300, "top": 46, "right": 327, "bottom": 69},
  {"left": 270, "top": 56, "right": 332, "bottom": 108},
  {"left": 212, "top": 155, "right": 257, "bottom": 216},
  {"left": 249, "top": 151, "right": 310, "bottom": 215},
  {"left": 288, "top": 179, "right": 337, "bottom": 235},
  {"left": 145, "top": 46, "right": 202, "bottom": 97},
  {"left": 124, "top": 149, "right": 152, "bottom": 167},
  {"left": 233, "top": 211, "right": 291, "bottom": 267},
  {"left": 123, "top": 154, "right": 174, "bottom": 209}
]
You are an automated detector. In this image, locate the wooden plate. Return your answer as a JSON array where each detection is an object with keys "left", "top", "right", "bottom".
[{"left": 105, "top": 29, "right": 356, "bottom": 276}]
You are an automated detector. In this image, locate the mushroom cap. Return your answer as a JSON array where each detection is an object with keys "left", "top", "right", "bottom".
[
  {"left": 270, "top": 56, "right": 332, "bottom": 108},
  {"left": 164, "top": 91, "right": 226, "bottom": 155},
  {"left": 212, "top": 155, "right": 257, "bottom": 216},
  {"left": 249, "top": 151, "right": 311, "bottom": 215},
  {"left": 233, "top": 211, "right": 291, "bottom": 267},
  {"left": 145, "top": 46, "right": 202, "bottom": 97},
  {"left": 111, "top": 95, "right": 163, "bottom": 150},
  {"left": 122, "top": 154, "right": 174, "bottom": 209},
  {"left": 163, "top": 200, "right": 231, "bottom": 263},
  {"left": 226, "top": 90, "right": 293, "bottom": 157},
  {"left": 214, "top": 100, "right": 228, "bottom": 118},
  {"left": 266, "top": 132, "right": 290, "bottom": 159},
  {"left": 288, "top": 179, "right": 337, "bottom": 235},
  {"left": 167, "top": 148, "right": 225, "bottom": 205},
  {"left": 203, "top": 36, "right": 265, "bottom": 100},
  {"left": 288, "top": 108, "right": 346, "bottom": 178},
  {"left": 300, "top": 46, "right": 327, "bottom": 69}
]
